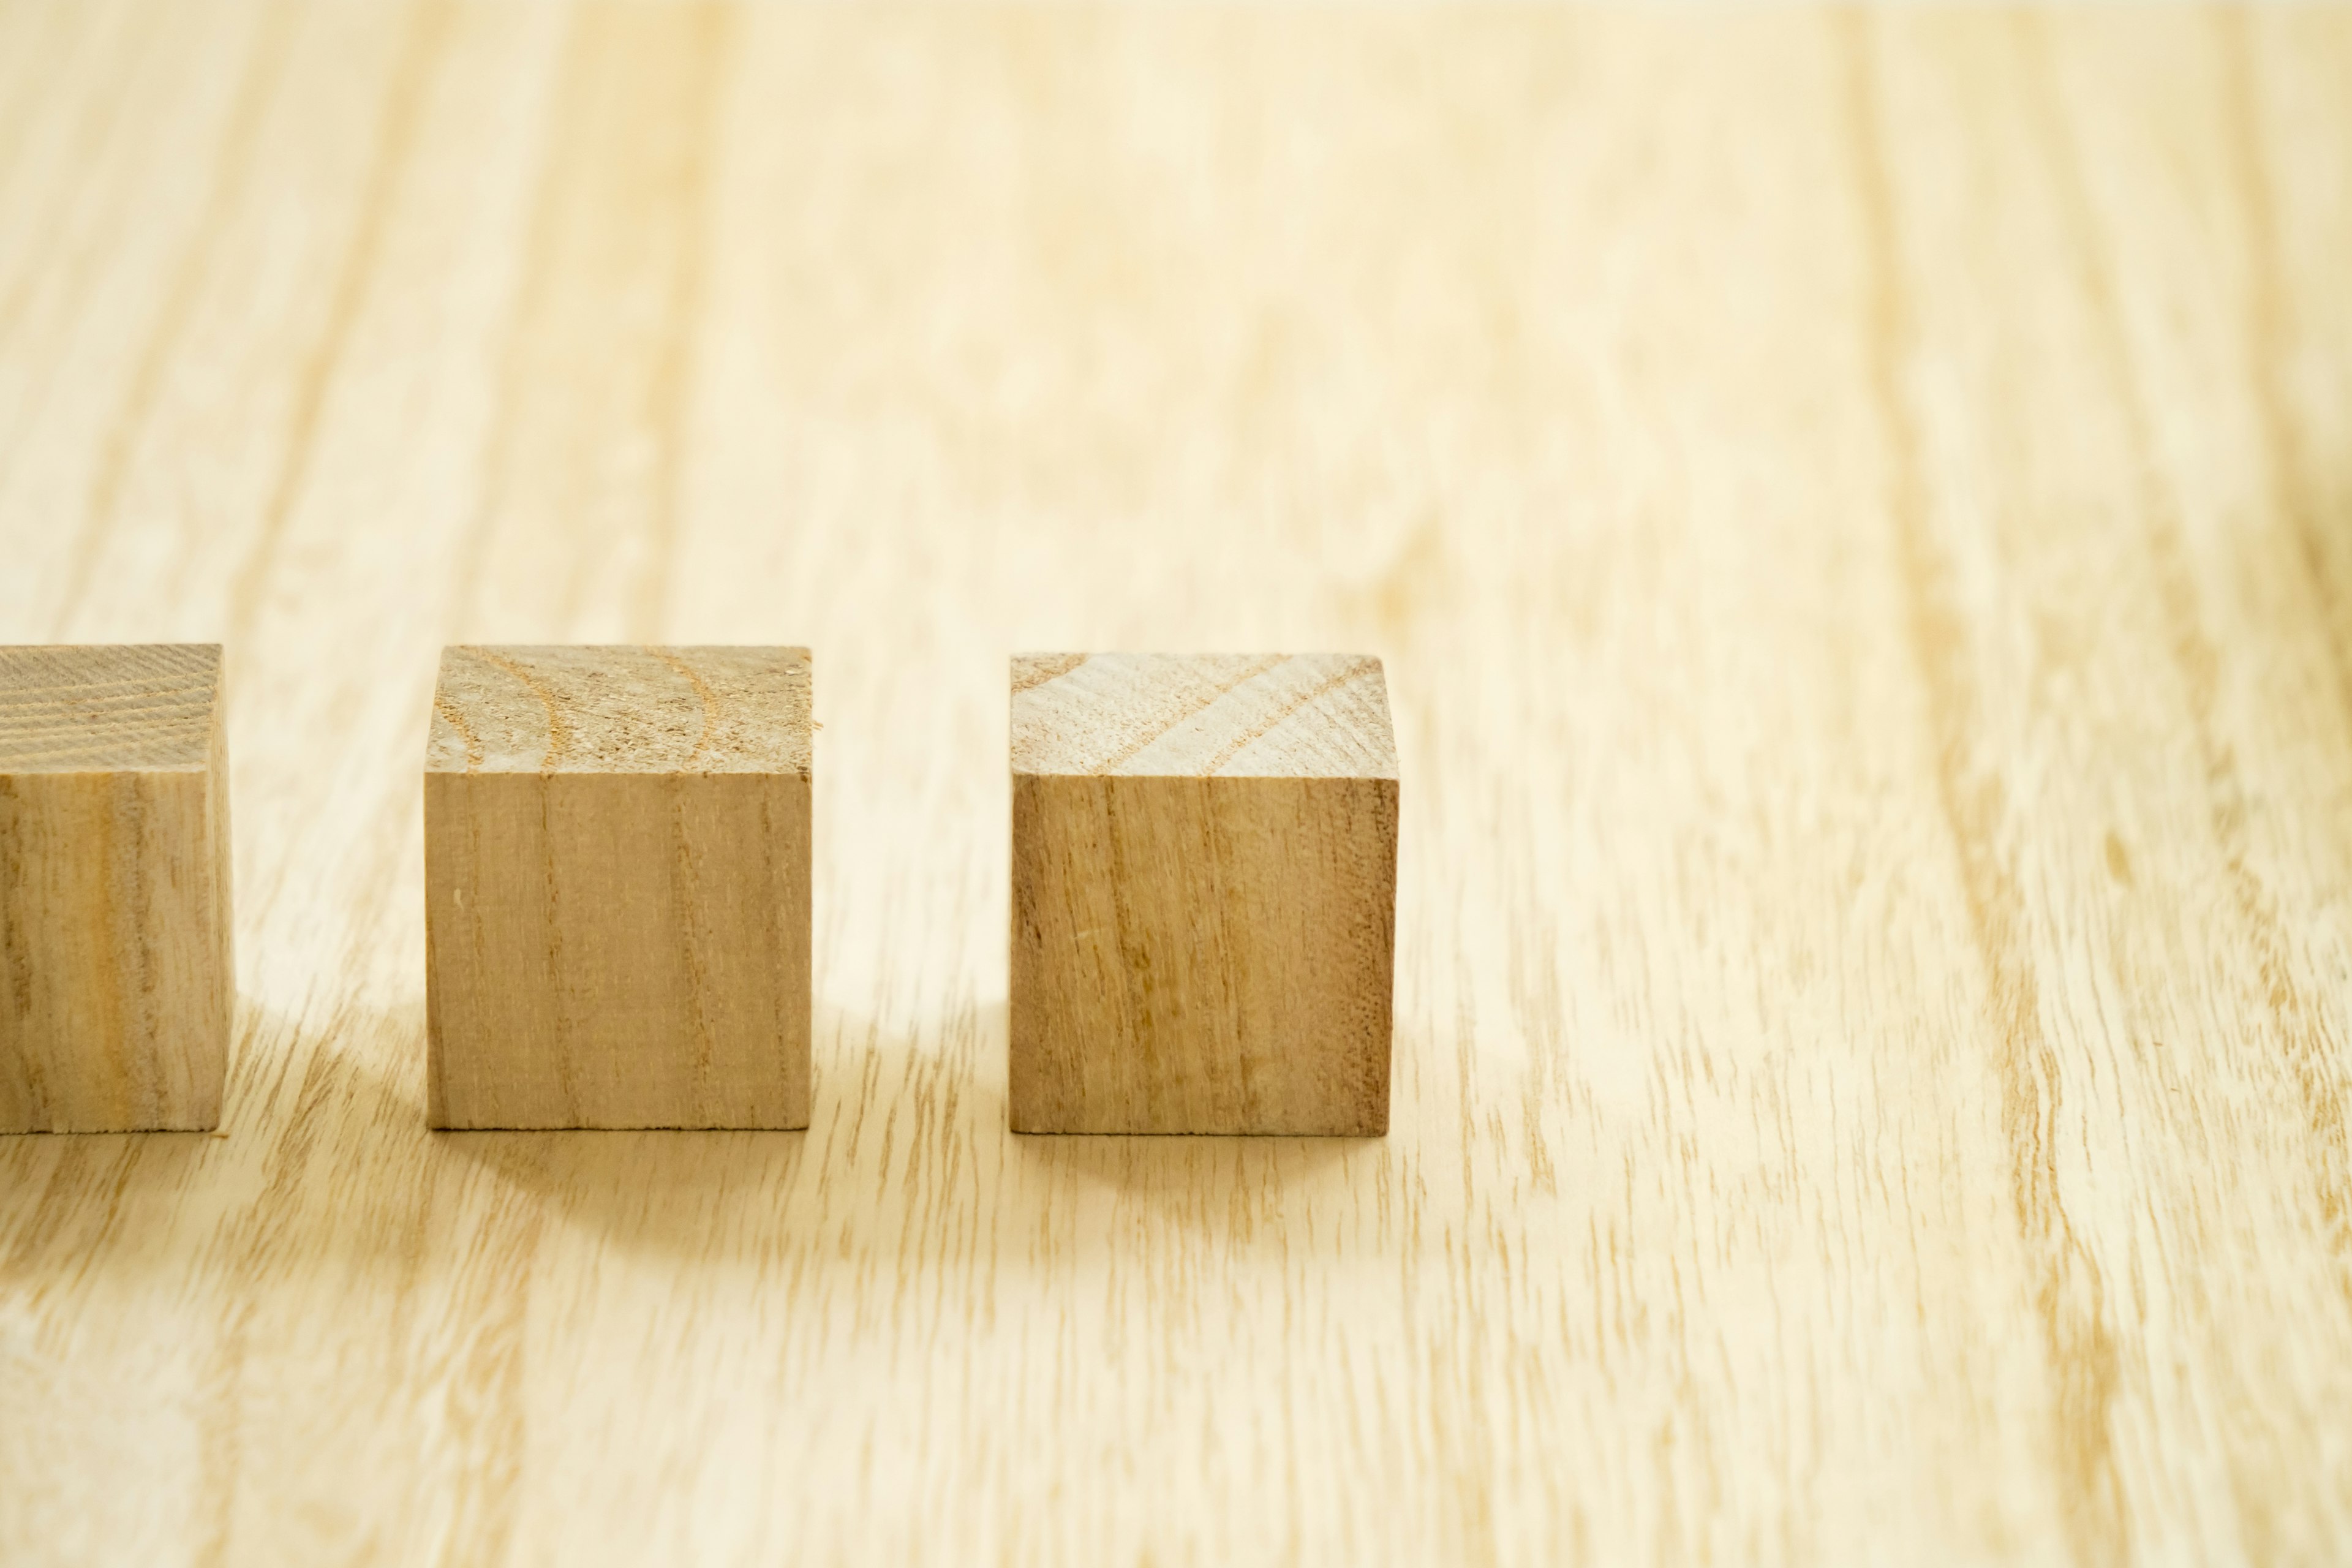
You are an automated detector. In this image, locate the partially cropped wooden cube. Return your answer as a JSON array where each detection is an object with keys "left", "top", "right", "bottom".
[
  {"left": 0, "top": 645, "right": 234, "bottom": 1133},
  {"left": 425, "top": 646, "right": 812, "bottom": 1129},
  {"left": 1009, "top": 652, "right": 1399, "bottom": 1135}
]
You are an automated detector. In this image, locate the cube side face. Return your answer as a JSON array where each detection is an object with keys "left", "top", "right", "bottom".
[
  {"left": 426, "top": 771, "right": 810, "bottom": 1129},
  {"left": 1010, "top": 772, "right": 1396, "bottom": 1134},
  {"left": 0, "top": 763, "right": 232, "bottom": 1133}
]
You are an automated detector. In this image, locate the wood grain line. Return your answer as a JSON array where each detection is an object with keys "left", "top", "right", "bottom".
[
  {"left": 535, "top": 775, "right": 579, "bottom": 1123},
  {"left": 2215, "top": 10, "right": 2352, "bottom": 732},
  {"left": 671, "top": 772, "right": 719, "bottom": 1115},
  {"left": 652, "top": 647, "right": 720, "bottom": 769},
  {"left": 433, "top": 1184, "right": 540, "bottom": 1564},
  {"left": 472, "top": 647, "right": 573, "bottom": 771},
  {"left": 1096, "top": 655, "right": 1287, "bottom": 773},
  {"left": 53, "top": 0, "right": 298, "bottom": 639},
  {"left": 0, "top": 0, "right": 83, "bottom": 200},
  {"left": 0, "top": 1, "right": 169, "bottom": 358},
  {"left": 1010, "top": 652, "right": 1088, "bottom": 696},
  {"left": 224, "top": 0, "right": 451, "bottom": 647},
  {"left": 1193, "top": 661, "right": 1369, "bottom": 778},
  {"left": 634, "top": 0, "right": 732, "bottom": 644},
  {"left": 1840, "top": 16, "right": 2127, "bottom": 1563},
  {"left": 432, "top": 692, "right": 484, "bottom": 774},
  {"left": 190, "top": 1000, "right": 356, "bottom": 1568},
  {"left": 0, "top": 777, "right": 47, "bottom": 1130},
  {"left": 443, "top": 0, "right": 583, "bottom": 635},
  {"left": 2024, "top": 15, "right": 2352, "bottom": 1306}
]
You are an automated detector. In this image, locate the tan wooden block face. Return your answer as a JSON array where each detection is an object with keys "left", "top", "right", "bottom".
[
  {"left": 424, "top": 647, "right": 812, "bottom": 1129},
  {"left": 0, "top": 645, "right": 233, "bottom": 1133},
  {"left": 1009, "top": 654, "right": 1398, "bottom": 1135}
]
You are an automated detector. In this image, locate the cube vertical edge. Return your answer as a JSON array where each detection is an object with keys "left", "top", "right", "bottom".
[{"left": 1009, "top": 653, "right": 1400, "bottom": 1135}]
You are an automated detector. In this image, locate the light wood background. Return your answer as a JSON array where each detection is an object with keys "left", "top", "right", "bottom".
[{"left": 2, "top": 2, "right": 2350, "bottom": 1562}]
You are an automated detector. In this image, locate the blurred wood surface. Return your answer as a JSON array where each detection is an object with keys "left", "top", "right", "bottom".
[{"left": 3, "top": 2, "right": 2351, "bottom": 1561}]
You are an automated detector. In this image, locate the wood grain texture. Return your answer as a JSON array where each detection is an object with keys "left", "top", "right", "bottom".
[
  {"left": 1010, "top": 652, "right": 1397, "bottom": 1134},
  {"left": 0, "top": 644, "right": 232, "bottom": 1133},
  {"left": 2, "top": 2, "right": 2352, "bottom": 1561},
  {"left": 424, "top": 645, "right": 810, "bottom": 1129}
]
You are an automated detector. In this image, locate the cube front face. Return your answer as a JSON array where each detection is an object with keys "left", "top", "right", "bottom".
[
  {"left": 1009, "top": 654, "right": 1399, "bottom": 1136},
  {"left": 0, "top": 646, "right": 233, "bottom": 1133},
  {"left": 425, "top": 772, "right": 810, "bottom": 1129},
  {"left": 424, "top": 647, "right": 812, "bottom": 1130}
]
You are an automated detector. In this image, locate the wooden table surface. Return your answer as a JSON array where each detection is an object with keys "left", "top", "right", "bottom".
[{"left": 4, "top": 3, "right": 2350, "bottom": 1561}]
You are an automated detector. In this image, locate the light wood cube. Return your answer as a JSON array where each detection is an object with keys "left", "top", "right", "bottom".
[
  {"left": 425, "top": 646, "right": 812, "bottom": 1129},
  {"left": 1009, "top": 652, "right": 1399, "bottom": 1135},
  {"left": 0, "top": 645, "right": 234, "bottom": 1133}
]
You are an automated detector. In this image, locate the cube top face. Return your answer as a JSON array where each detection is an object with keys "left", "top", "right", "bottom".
[
  {"left": 1011, "top": 653, "right": 1395, "bottom": 781},
  {"left": 0, "top": 644, "right": 221, "bottom": 774},
  {"left": 429, "top": 646, "right": 810, "bottom": 777}
]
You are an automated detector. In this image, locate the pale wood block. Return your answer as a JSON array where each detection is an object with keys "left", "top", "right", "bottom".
[
  {"left": 0, "top": 645, "right": 234, "bottom": 1133},
  {"left": 1009, "top": 652, "right": 1399, "bottom": 1135},
  {"left": 425, "top": 646, "right": 812, "bottom": 1129}
]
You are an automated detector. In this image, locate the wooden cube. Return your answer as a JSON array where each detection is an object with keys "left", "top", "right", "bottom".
[
  {"left": 425, "top": 646, "right": 812, "bottom": 1129},
  {"left": 0, "top": 645, "right": 234, "bottom": 1133},
  {"left": 1009, "top": 652, "right": 1399, "bottom": 1135}
]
